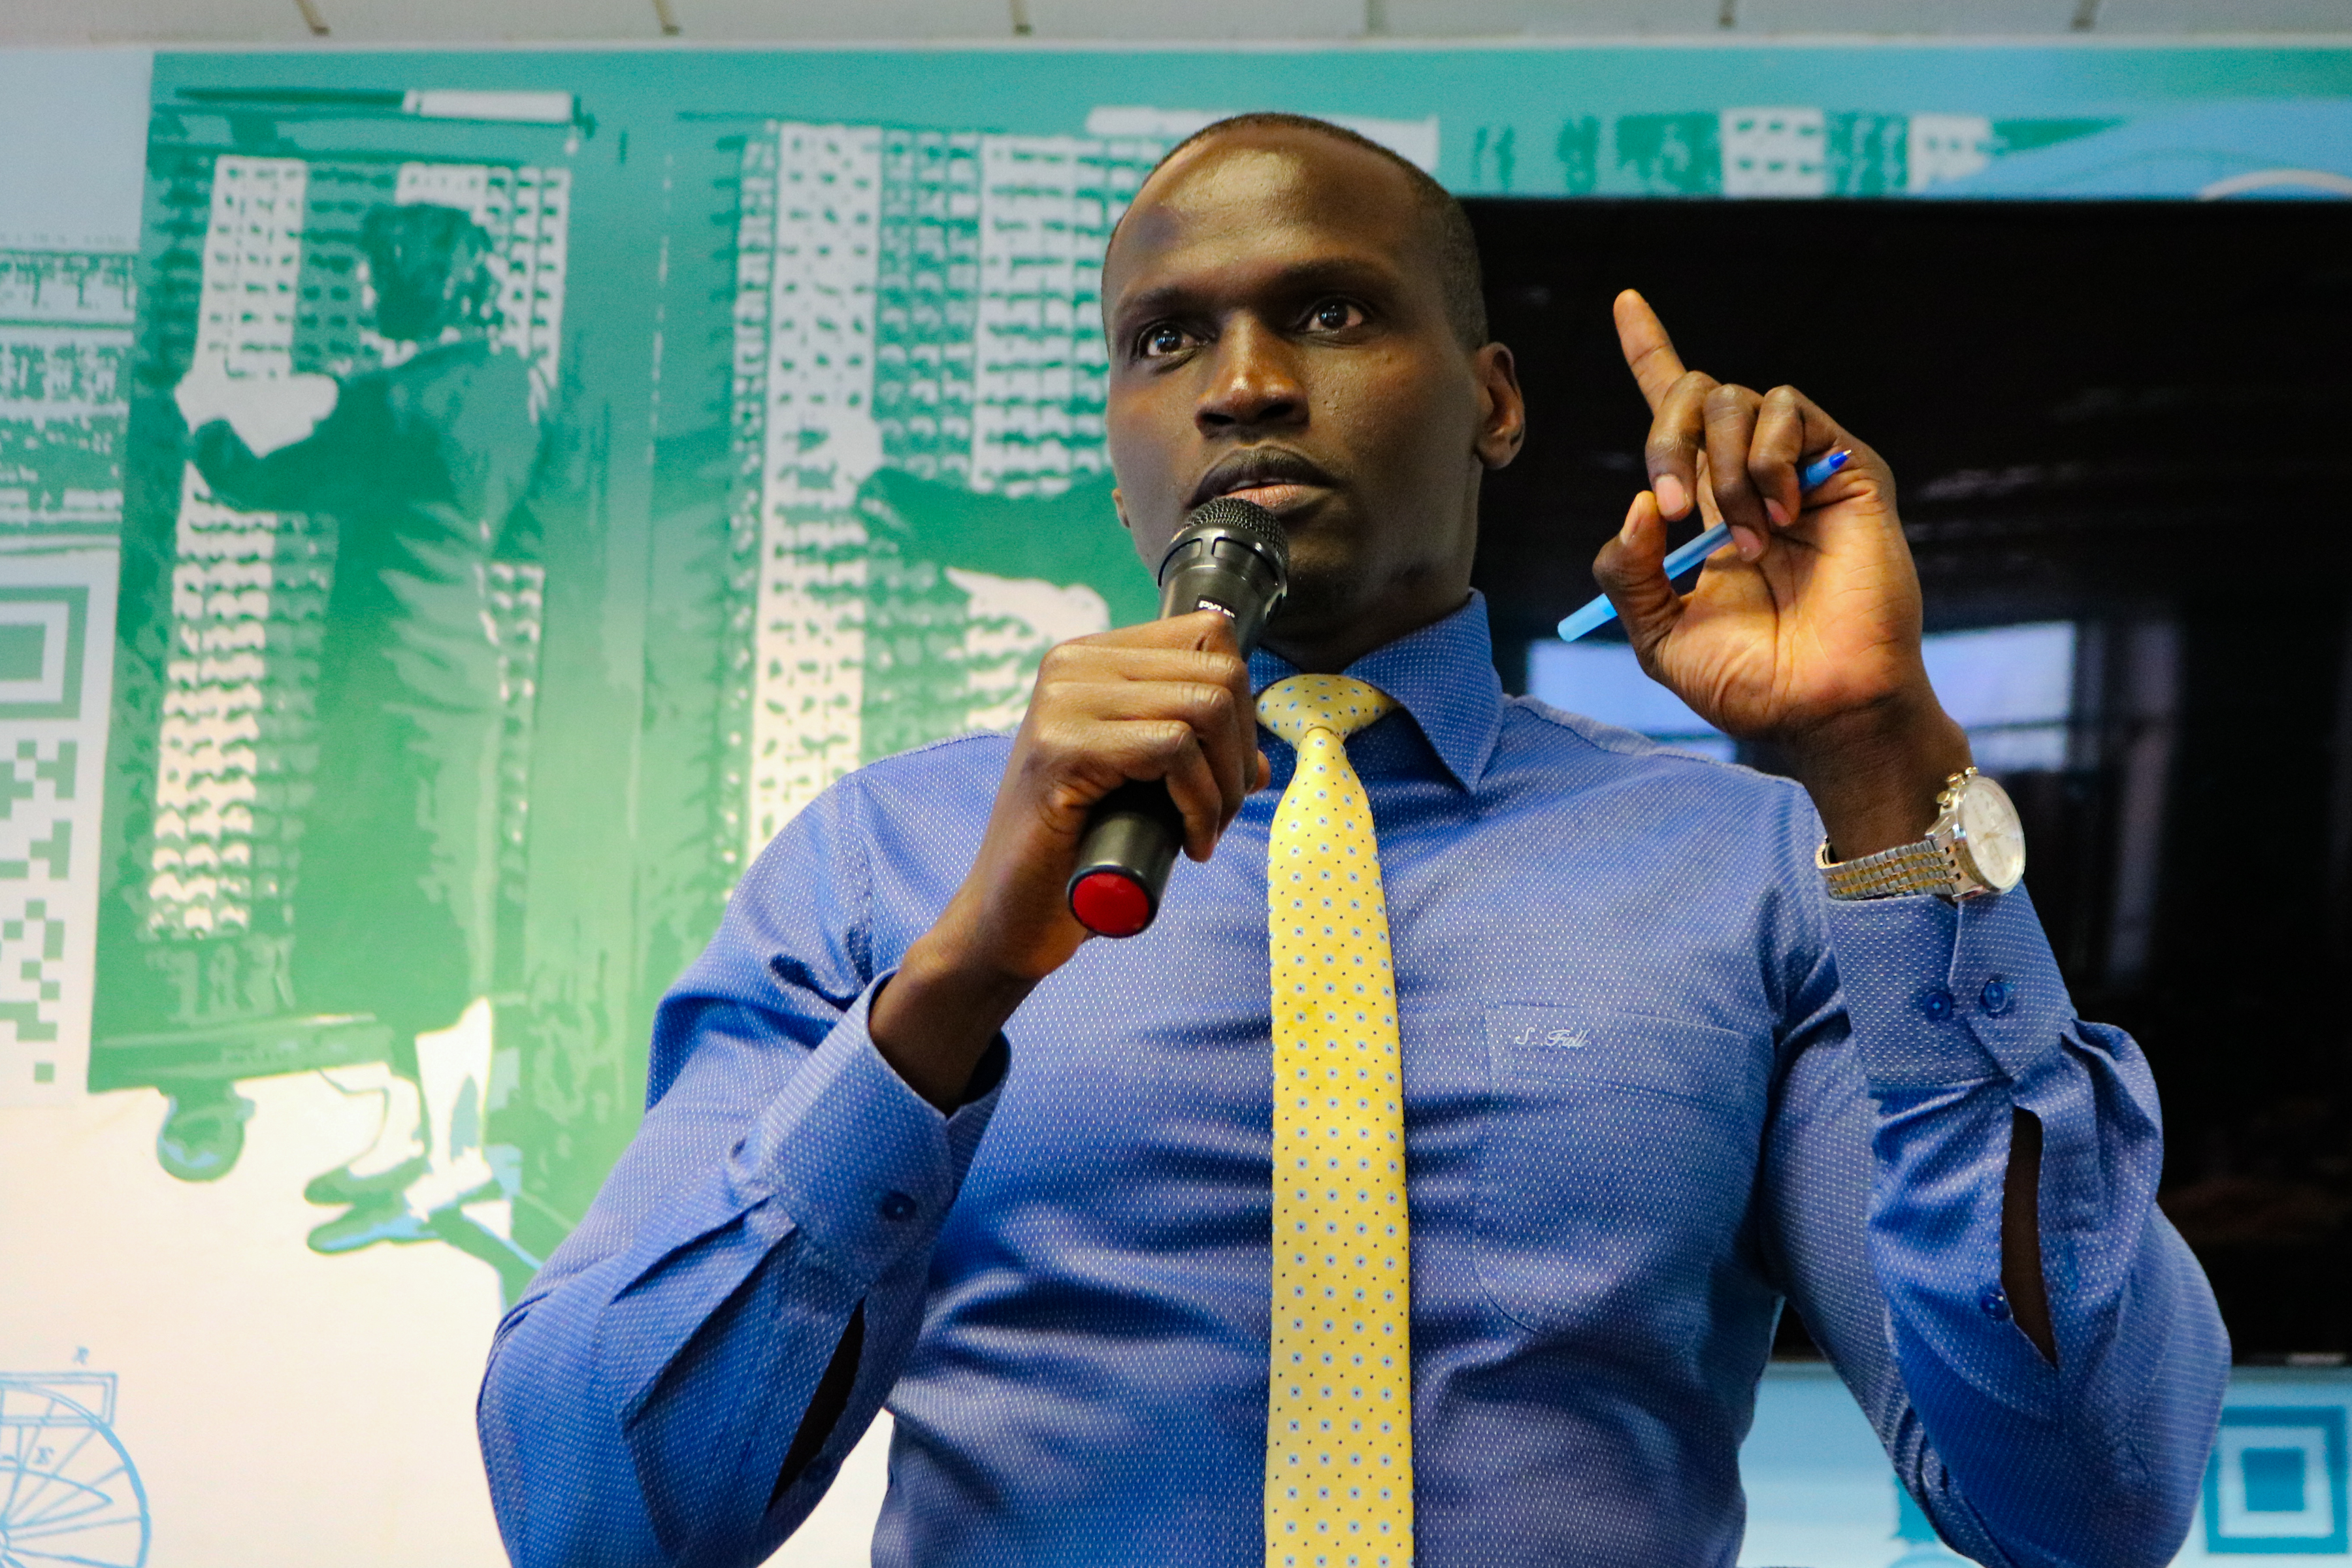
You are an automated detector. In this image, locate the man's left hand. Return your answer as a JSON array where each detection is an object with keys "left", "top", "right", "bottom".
[{"left": 1591, "top": 289, "right": 1972, "bottom": 860}]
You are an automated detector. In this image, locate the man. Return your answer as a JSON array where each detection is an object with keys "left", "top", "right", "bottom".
[{"left": 479, "top": 116, "right": 2225, "bottom": 1568}]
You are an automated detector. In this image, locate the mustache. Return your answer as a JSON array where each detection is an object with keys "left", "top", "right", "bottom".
[{"left": 1186, "top": 447, "right": 1338, "bottom": 512}]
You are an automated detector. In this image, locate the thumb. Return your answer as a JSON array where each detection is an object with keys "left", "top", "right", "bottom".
[{"left": 1590, "top": 490, "right": 1686, "bottom": 658}]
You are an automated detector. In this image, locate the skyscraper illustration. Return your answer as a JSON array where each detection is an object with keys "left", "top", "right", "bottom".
[{"left": 727, "top": 122, "right": 1164, "bottom": 856}]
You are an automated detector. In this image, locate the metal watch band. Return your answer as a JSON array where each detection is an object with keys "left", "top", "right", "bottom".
[{"left": 1816, "top": 837, "right": 1953, "bottom": 901}]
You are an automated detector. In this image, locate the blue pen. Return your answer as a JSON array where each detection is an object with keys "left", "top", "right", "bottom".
[{"left": 1554, "top": 447, "right": 1854, "bottom": 643}]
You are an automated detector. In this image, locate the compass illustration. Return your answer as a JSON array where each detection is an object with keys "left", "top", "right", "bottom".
[{"left": 0, "top": 1372, "right": 150, "bottom": 1568}]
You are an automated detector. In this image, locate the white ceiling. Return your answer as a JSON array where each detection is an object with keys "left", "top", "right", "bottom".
[{"left": 4, "top": 0, "right": 2347, "bottom": 44}]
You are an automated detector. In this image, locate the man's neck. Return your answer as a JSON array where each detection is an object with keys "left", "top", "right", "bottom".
[{"left": 1260, "top": 587, "right": 1473, "bottom": 676}]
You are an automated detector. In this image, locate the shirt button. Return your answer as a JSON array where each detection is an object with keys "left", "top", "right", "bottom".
[
  {"left": 879, "top": 1191, "right": 918, "bottom": 1222},
  {"left": 1980, "top": 977, "right": 2014, "bottom": 1015},
  {"left": 1979, "top": 1286, "right": 2012, "bottom": 1323},
  {"left": 1921, "top": 988, "right": 1955, "bottom": 1022}
]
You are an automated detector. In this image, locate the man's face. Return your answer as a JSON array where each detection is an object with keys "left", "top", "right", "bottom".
[{"left": 1102, "top": 128, "right": 1522, "bottom": 658}]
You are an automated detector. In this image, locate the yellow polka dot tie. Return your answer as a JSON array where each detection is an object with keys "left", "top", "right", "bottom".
[{"left": 1256, "top": 674, "right": 1413, "bottom": 1568}]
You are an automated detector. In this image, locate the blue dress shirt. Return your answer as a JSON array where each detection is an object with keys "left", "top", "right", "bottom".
[{"left": 479, "top": 593, "right": 2227, "bottom": 1568}]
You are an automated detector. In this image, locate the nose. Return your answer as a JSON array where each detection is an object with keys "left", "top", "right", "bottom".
[{"left": 1197, "top": 318, "right": 1305, "bottom": 433}]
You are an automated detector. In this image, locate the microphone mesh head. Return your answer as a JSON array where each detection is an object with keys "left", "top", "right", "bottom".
[{"left": 1168, "top": 495, "right": 1289, "bottom": 574}]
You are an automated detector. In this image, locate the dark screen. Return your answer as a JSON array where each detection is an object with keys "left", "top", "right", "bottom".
[{"left": 1467, "top": 197, "right": 2352, "bottom": 1361}]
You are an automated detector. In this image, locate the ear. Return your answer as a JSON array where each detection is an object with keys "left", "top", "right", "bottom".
[{"left": 1471, "top": 342, "right": 1527, "bottom": 471}]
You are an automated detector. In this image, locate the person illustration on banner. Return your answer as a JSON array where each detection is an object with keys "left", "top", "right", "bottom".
[{"left": 173, "top": 200, "right": 543, "bottom": 1286}]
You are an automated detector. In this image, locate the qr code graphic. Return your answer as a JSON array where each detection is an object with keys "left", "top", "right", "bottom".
[
  {"left": 2205, "top": 1406, "right": 2349, "bottom": 1555},
  {"left": 0, "top": 553, "right": 116, "bottom": 1105}
]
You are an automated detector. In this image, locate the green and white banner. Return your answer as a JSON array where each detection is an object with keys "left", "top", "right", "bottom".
[{"left": 2, "top": 40, "right": 2347, "bottom": 1568}]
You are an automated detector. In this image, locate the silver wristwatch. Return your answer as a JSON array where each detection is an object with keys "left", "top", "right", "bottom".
[{"left": 1817, "top": 766, "right": 2027, "bottom": 902}]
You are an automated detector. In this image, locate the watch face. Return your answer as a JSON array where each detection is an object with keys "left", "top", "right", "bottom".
[{"left": 1953, "top": 774, "right": 2027, "bottom": 892}]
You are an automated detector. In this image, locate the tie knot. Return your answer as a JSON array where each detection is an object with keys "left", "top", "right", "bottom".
[{"left": 1255, "top": 674, "right": 1398, "bottom": 749}]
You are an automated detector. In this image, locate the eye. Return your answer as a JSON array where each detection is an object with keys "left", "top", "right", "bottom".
[
  {"left": 1136, "top": 322, "right": 1192, "bottom": 359},
  {"left": 1303, "top": 299, "right": 1365, "bottom": 333}
]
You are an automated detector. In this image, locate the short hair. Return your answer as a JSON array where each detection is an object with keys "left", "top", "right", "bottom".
[
  {"left": 359, "top": 203, "right": 498, "bottom": 344},
  {"left": 1113, "top": 112, "right": 1488, "bottom": 350}
]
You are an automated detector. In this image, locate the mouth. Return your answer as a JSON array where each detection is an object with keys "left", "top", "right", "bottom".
[{"left": 1186, "top": 448, "right": 1338, "bottom": 515}]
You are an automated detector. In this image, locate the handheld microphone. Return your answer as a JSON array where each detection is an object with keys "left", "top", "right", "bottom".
[{"left": 1065, "top": 497, "right": 1290, "bottom": 939}]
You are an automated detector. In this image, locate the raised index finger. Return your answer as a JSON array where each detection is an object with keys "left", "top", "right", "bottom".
[{"left": 1614, "top": 289, "right": 1688, "bottom": 415}]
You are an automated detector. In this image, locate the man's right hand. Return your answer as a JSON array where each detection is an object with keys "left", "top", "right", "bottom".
[
  {"left": 868, "top": 610, "right": 1267, "bottom": 1108},
  {"left": 174, "top": 353, "right": 340, "bottom": 458}
]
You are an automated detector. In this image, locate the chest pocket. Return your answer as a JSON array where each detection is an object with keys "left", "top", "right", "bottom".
[{"left": 1473, "top": 1005, "right": 1772, "bottom": 1339}]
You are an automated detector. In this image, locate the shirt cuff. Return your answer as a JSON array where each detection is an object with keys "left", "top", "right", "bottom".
[
  {"left": 1825, "top": 883, "right": 2074, "bottom": 1092},
  {"left": 738, "top": 970, "right": 1008, "bottom": 1286}
]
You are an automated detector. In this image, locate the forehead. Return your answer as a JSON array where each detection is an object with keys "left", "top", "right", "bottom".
[{"left": 1104, "top": 131, "right": 1435, "bottom": 307}]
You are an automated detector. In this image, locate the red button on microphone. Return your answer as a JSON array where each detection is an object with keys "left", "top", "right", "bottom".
[{"left": 1069, "top": 869, "right": 1154, "bottom": 938}]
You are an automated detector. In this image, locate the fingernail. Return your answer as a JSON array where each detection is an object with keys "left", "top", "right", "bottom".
[
  {"left": 1654, "top": 474, "right": 1688, "bottom": 518},
  {"left": 1619, "top": 493, "right": 1644, "bottom": 544},
  {"left": 1731, "top": 525, "right": 1765, "bottom": 561},
  {"left": 1765, "top": 498, "right": 1790, "bottom": 528}
]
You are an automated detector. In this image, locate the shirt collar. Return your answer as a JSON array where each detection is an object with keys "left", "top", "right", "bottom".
[{"left": 1248, "top": 590, "right": 1502, "bottom": 793}]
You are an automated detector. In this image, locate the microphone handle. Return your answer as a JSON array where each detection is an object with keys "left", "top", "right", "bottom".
[
  {"left": 1066, "top": 780, "right": 1188, "bottom": 939},
  {"left": 1066, "top": 562, "right": 1277, "bottom": 939}
]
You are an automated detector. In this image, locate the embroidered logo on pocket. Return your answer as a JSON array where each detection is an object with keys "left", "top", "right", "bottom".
[{"left": 1484, "top": 1005, "right": 1765, "bottom": 1111}]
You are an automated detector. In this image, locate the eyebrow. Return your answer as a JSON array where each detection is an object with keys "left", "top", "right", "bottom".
[{"left": 1106, "top": 253, "right": 1405, "bottom": 333}]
